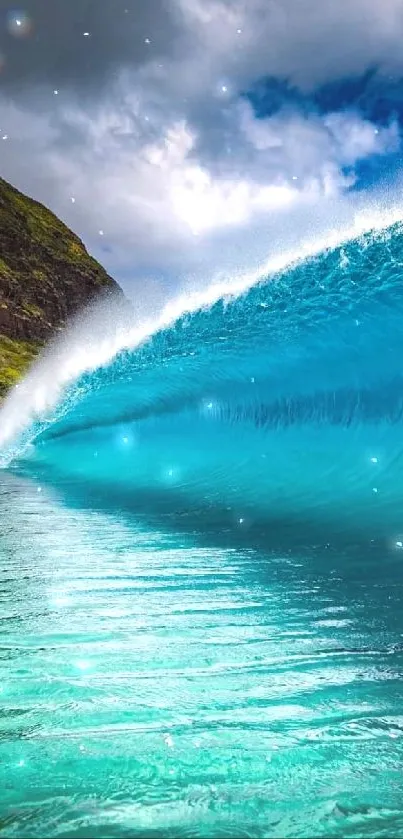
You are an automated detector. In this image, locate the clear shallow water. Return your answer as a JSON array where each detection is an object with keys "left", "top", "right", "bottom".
[
  {"left": 2, "top": 223, "right": 403, "bottom": 836},
  {"left": 1, "top": 475, "right": 403, "bottom": 838}
]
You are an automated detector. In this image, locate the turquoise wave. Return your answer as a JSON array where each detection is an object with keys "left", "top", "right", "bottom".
[
  {"left": 2, "top": 222, "right": 403, "bottom": 838},
  {"left": 4, "top": 221, "right": 403, "bottom": 548}
]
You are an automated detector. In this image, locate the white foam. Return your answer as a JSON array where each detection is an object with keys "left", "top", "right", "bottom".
[{"left": 1, "top": 204, "right": 402, "bottom": 463}]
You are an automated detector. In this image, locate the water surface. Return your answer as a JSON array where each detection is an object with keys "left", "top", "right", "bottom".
[
  {"left": 2, "top": 223, "right": 403, "bottom": 836},
  {"left": 1, "top": 475, "right": 403, "bottom": 838}
]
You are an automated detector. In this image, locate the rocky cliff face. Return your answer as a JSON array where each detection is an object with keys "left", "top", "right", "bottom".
[{"left": 0, "top": 177, "right": 123, "bottom": 395}]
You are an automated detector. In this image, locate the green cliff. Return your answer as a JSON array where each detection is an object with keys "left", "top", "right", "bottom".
[{"left": 0, "top": 177, "right": 122, "bottom": 396}]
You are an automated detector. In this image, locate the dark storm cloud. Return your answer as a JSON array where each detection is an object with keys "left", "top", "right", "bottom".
[{"left": 0, "top": 0, "right": 179, "bottom": 90}]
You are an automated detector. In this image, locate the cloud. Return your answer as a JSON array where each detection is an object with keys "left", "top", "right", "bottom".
[
  {"left": 0, "top": 0, "right": 179, "bottom": 89},
  {"left": 2, "top": 0, "right": 403, "bottom": 95},
  {"left": 1, "top": 0, "right": 403, "bottom": 293},
  {"left": 171, "top": 0, "right": 403, "bottom": 93},
  {"left": 1, "top": 84, "right": 398, "bottom": 277}
]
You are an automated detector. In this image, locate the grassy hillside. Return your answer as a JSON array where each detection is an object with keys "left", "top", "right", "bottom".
[
  {"left": 0, "top": 177, "right": 122, "bottom": 397},
  {"left": 0, "top": 336, "right": 43, "bottom": 398}
]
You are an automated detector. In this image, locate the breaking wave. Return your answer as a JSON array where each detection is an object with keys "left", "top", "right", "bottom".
[{"left": 3, "top": 213, "right": 403, "bottom": 549}]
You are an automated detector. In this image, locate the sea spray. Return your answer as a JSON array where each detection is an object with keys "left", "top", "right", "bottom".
[
  {"left": 3, "top": 217, "right": 403, "bottom": 548},
  {"left": 1, "top": 207, "right": 403, "bottom": 462}
]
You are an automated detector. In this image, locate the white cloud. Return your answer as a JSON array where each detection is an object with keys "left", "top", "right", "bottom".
[
  {"left": 1, "top": 0, "right": 403, "bottom": 293},
  {"left": 171, "top": 0, "right": 403, "bottom": 92},
  {"left": 324, "top": 112, "right": 400, "bottom": 163},
  {"left": 0, "top": 80, "right": 399, "bottom": 287}
]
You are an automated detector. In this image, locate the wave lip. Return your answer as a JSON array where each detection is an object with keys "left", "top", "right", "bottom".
[
  {"left": 1, "top": 207, "right": 402, "bottom": 460},
  {"left": 3, "top": 216, "right": 403, "bottom": 546}
]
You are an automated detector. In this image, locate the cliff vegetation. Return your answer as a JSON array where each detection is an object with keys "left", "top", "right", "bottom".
[{"left": 0, "top": 177, "right": 122, "bottom": 397}]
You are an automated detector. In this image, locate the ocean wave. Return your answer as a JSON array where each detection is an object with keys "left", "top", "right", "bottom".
[{"left": 3, "top": 216, "right": 403, "bottom": 548}]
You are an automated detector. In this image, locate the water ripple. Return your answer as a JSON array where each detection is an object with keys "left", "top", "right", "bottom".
[{"left": 0, "top": 476, "right": 403, "bottom": 836}]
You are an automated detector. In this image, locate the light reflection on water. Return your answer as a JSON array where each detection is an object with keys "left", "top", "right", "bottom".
[{"left": 1, "top": 474, "right": 403, "bottom": 838}]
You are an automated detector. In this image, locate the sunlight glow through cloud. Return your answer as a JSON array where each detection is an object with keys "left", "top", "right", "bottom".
[{"left": 1, "top": 0, "right": 403, "bottom": 291}]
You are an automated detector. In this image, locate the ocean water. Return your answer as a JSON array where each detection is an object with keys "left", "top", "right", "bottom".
[{"left": 1, "top": 222, "right": 403, "bottom": 837}]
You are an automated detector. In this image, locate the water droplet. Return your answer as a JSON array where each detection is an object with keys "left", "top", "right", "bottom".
[{"left": 7, "top": 12, "right": 32, "bottom": 38}]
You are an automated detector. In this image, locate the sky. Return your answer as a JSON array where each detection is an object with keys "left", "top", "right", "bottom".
[{"left": 1, "top": 0, "right": 403, "bottom": 297}]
